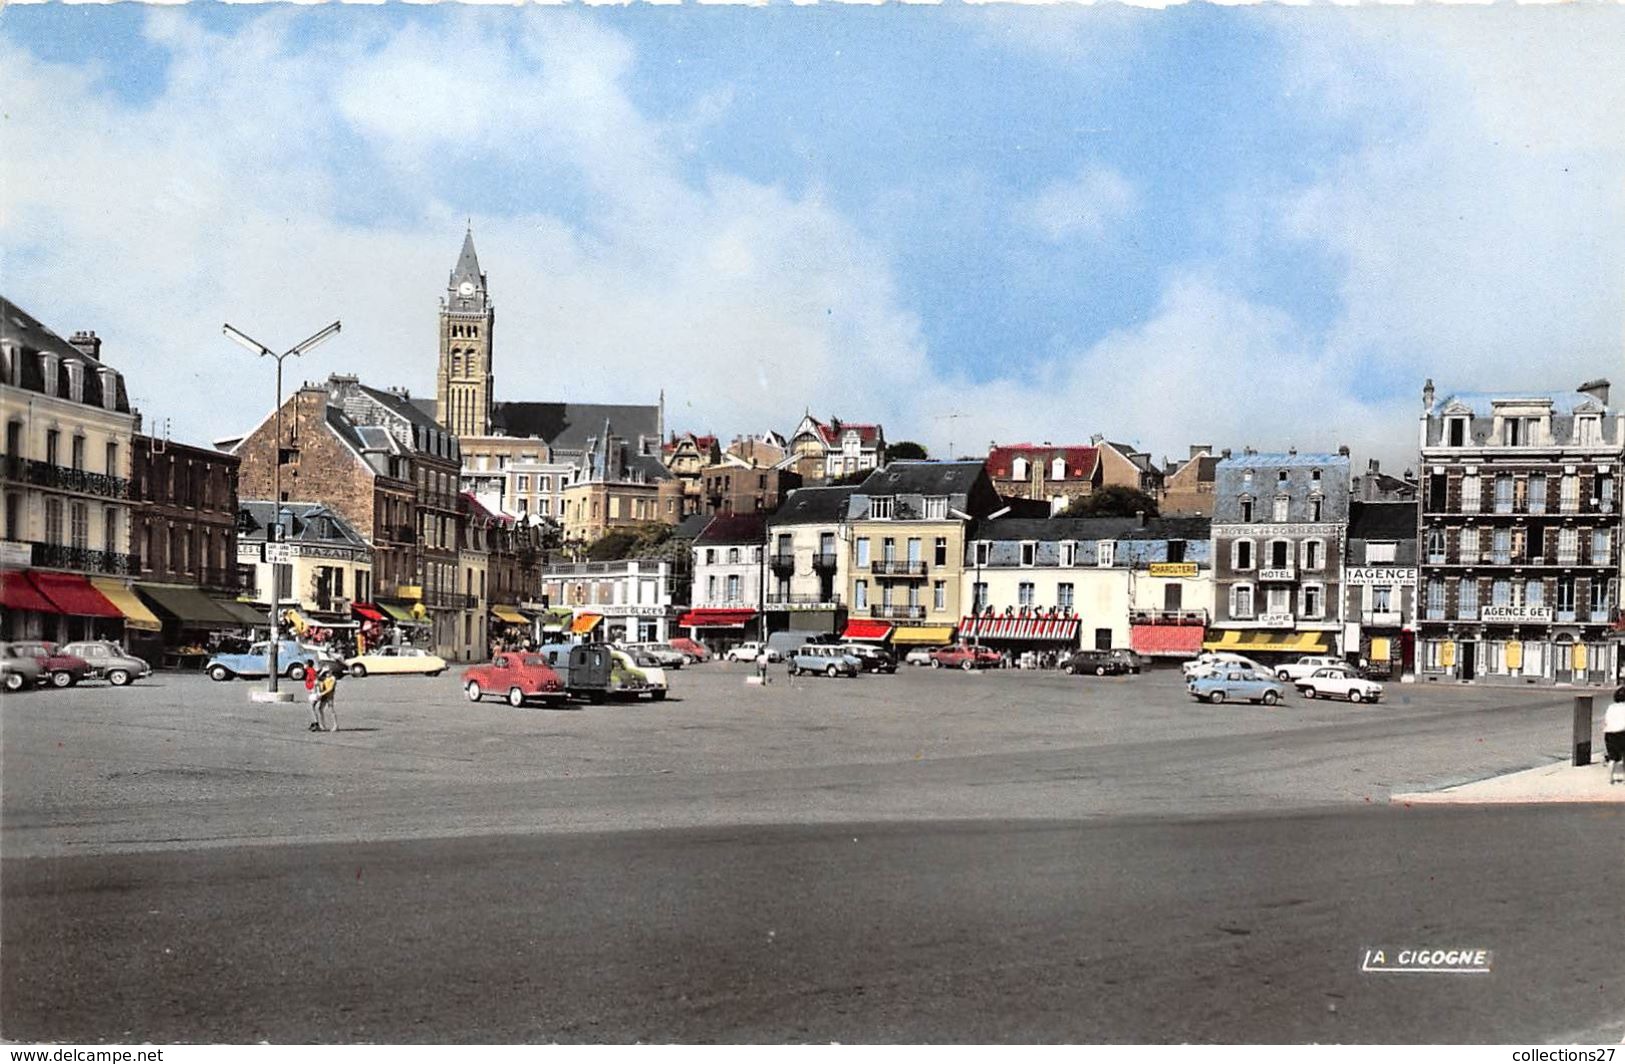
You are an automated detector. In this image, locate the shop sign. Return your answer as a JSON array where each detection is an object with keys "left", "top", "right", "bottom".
[
  {"left": 1346, "top": 567, "right": 1417, "bottom": 587},
  {"left": 1148, "top": 563, "right": 1198, "bottom": 578},
  {"left": 610, "top": 605, "right": 672, "bottom": 617},
  {"left": 1259, "top": 612, "right": 1295, "bottom": 627},
  {"left": 0, "top": 541, "right": 33, "bottom": 567},
  {"left": 1480, "top": 605, "right": 1553, "bottom": 623}
]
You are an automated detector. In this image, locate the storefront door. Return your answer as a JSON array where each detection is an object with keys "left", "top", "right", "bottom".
[{"left": 1460, "top": 640, "right": 1476, "bottom": 681}]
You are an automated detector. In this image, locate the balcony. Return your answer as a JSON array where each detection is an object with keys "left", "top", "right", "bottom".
[
  {"left": 765, "top": 593, "right": 843, "bottom": 609},
  {"left": 769, "top": 552, "right": 796, "bottom": 574},
  {"left": 811, "top": 552, "right": 839, "bottom": 572},
  {"left": 1361, "top": 610, "right": 1404, "bottom": 626},
  {"left": 870, "top": 604, "right": 926, "bottom": 620},
  {"left": 3, "top": 456, "right": 130, "bottom": 500},
  {"left": 1128, "top": 608, "right": 1208, "bottom": 626},
  {"left": 871, "top": 560, "right": 928, "bottom": 578},
  {"left": 28, "top": 542, "right": 137, "bottom": 575}
]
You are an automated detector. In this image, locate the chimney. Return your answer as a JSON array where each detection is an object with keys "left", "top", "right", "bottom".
[
  {"left": 1221, "top": 448, "right": 1232, "bottom": 459},
  {"left": 1578, "top": 378, "right": 1611, "bottom": 406},
  {"left": 68, "top": 330, "right": 102, "bottom": 361},
  {"left": 1288, "top": 446, "right": 1297, "bottom": 456},
  {"left": 1338, "top": 444, "right": 1350, "bottom": 457},
  {"left": 1134, "top": 509, "right": 1146, "bottom": 527},
  {"left": 1422, "top": 378, "right": 1435, "bottom": 411},
  {"left": 1367, "top": 458, "right": 1380, "bottom": 474},
  {"left": 1190, "top": 444, "right": 1210, "bottom": 459}
]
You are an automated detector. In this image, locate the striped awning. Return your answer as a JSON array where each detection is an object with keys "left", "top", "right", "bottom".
[
  {"left": 1201, "top": 630, "right": 1331, "bottom": 654},
  {"left": 958, "top": 616, "right": 1081, "bottom": 642}
]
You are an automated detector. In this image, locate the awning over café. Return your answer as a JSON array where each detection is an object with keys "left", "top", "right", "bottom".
[
  {"left": 490, "top": 605, "right": 529, "bottom": 625},
  {"left": 29, "top": 572, "right": 123, "bottom": 619},
  {"left": 90, "top": 578, "right": 162, "bottom": 631},
  {"left": 841, "top": 620, "right": 892, "bottom": 641},
  {"left": 211, "top": 597, "right": 269, "bottom": 627},
  {"left": 570, "top": 613, "right": 603, "bottom": 635},
  {"left": 958, "top": 615, "right": 1081, "bottom": 642},
  {"left": 676, "top": 608, "right": 756, "bottom": 629},
  {"left": 3, "top": 571, "right": 60, "bottom": 615},
  {"left": 1200, "top": 630, "right": 1331, "bottom": 654},
  {"left": 890, "top": 625, "right": 956, "bottom": 646},
  {"left": 136, "top": 583, "right": 241, "bottom": 628},
  {"left": 352, "top": 602, "right": 386, "bottom": 622},
  {"left": 1131, "top": 624, "right": 1205, "bottom": 657}
]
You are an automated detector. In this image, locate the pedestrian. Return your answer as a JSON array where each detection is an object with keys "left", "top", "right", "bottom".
[
  {"left": 756, "top": 646, "right": 772, "bottom": 685},
  {"left": 315, "top": 667, "right": 339, "bottom": 733},
  {"left": 304, "top": 666, "right": 322, "bottom": 732},
  {"left": 1604, "top": 685, "right": 1625, "bottom": 785}
]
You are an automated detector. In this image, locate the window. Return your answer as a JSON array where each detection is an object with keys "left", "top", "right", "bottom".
[
  {"left": 1232, "top": 584, "right": 1254, "bottom": 618},
  {"left": 1057, "top": 583, "right": 1075, "bottom": 611},
  {"left": 1367, "top": 542, "right": 1397, "bottom": 564},
  {"left": 1020, "top": 542, "right": 1036, "bottom": 567},
  {"left": 45, "top": 429, "right": 59, "bottom": 467},
  {"left": 934, "top": 581, "right": 946, "bottom": 611},
  {"left": 854, "top": 580, "right": 868, "bottom": 609},
  {"left": 1593, "top": 528, "right": 1613, "bottom": 563},
  {"left": 1051, "top": 457, "right": 1066, "bottom": 481},
  {"left": 882, "top": 537, "right": 896, "bottom": 563},
  {"left": 1310, "top": 497, "right": 1323, "bottom": 522},
  {"left": 1302, "top": 584, "right": 1322, "bottom": 619},
  {"left": 1372, "top": 585, "right": 1392, "bottom": 613},
  {"left": 868, "top": 497, "right": 894, "bottom": 520},
  {"left": 517, "top": 475, "right": 530, "bottom": 492},
  {"left": 1272, "top": 494, "right": 1289, "bottom": 522},
  {"left": 1448, "top": 418, "right": 1467, "bottom": 447},
  {"left": 907, "top": 537, "right": 922, "bottom": 564},
  {"left": 1426, "top": 578, "right": 1445, "bottom": 620},
  {"left": 1525, "top": 580, "right": 1543, "bottom": 607},
  {"left": 704, "top": 548, "right": 715, "bottom": 564},
  {"left": 972, "top": 582, "right": 988, "bottom": 611},
  {"left": 1593, "top": 578, "right": 1615, "bottom": 617},
  {"left": 1234, "top": 540, "right": 1254, "bottom": 570},
  {"left": 1427, "top": 474, "right": 1447, "bottom": 512},
  {"left": 1494, "top": 475, "right": 1513, "bottom": 513},
  {"left": 1239, "top": 497, "right": 1253, "bottom": 523},
  {"left": 1528, "top": 474, "right": 1547, "bottom": 514},
  {"left": 855, "top": 538, "right": 871, "bottom": 568},
  {"left": 1060, "top": 541, "right": 1076, "bottom": 567},
  {"left": 1492, "top": 528, "right": 1511, "bottom": 565},
  {"left": 1018, "top": 582, "right": 1035, "bottom": 607},
  {"left": 70, "top": 435, "right": 86, "bottom": 471},
  {"left": 70, "top": 502, "right": 88, "bottom": 549},
  {"left": 1556, "top": 576, "right": 1576, "bottom": 616},
  {"left": 1460, "top": 475, "right": 1480, "bottom": 513},
  {"left": 5, "top": 493, "right": 21, "bottom": 540},
  {"left": 1558, "top": 527, "right": 1579, "bottom": 564},
  {"left": 726, "top": 574, "right": 740, "bottom": 602},
  {"left": 727, "top": 547, "right": 740, "bottom": 564},
  {"left": 1561, "top": 475, "right": 1579, "bottom": 513},
  {"left": 934, "top": 537, "right": 948, "bottom": 566},
  {"left": 1270, "top": 539, "right": 1291, "bottom": 568},
  {"left": 923, "top": 497, "right": 947, "bottom": 520},
  {"left": 1598, "top": 475, "right": 1615, "bottom": 513},
  {"left": 1458, "top": 579, "right": 1479, "bottom": 618},
  {"left": 1491, "top": 578, "right": 1511, "bottom": 608},
  {"left": 1011, "top": 457, "right": 1028, "bottom": 481},
  {"left": 973, "top": 541, "right": 990, "bottom": 567},
  {"left": 44, "top": 498, "right": 63, "bottom": 544},
  {"left": 1097, "top": 542, "right": 1114, "bottom": 567},
  {"left": 1303, "top": 540, "right": 1323, "bottom": 571},
  {"left": 907, "top": 585, "right": 921, "bottom": 608},
  {"left": 1577, "top": 416, "right": 1600, "bottom": 445}
]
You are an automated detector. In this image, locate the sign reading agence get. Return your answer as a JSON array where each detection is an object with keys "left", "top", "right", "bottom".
[{"left": 1148, "top": 563, "right": 1198, "bottom": 577}]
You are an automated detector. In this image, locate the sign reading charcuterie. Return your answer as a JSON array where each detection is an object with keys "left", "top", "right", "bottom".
[{"left": 1148, "top": 562, "right": 1198, "bottom": 577}]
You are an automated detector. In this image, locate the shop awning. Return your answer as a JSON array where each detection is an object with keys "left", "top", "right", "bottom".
[
  {"left": 29, "top": 572, "right": 123, "bottom": 619},
  {"left": 891, "top": 625, "right": 956, "bottom": 646},
  {"left": 380, "top": 602, "right": 421, "bottom": 624},
  {"left": 570, "top": 613, "right": 603, "bottom": 635},
  {"left": 3, "top": 571, "right": 61, "bottom": 614},
  {"left": 958, "top": 616, "right": 1081, "bottom": 642},
  {"left": 1201, "top": 630, "right": 1332, "bottom": 654},
  {"left": 90, "top": 578, "right": 162, "bottom": 631},
  {"left": 136, "top": 583, "right": 241, "bottom": 628},
  {"left": 1131, "top": 624, "right": 1205, "bottom": 657},
  {"left": 352, "top": 602, "right": 386, "bottom": 622},
  {"left": 211, "top": 597, "right": 269, "bottom": 627},
  {"left": 676, "top": 608, "right": 757, "bottom": 629},
  {"left": 841, "top": 620, "right": 893, "bottom": 641},
  {"left": 490, "top": 605, "right": 530, "bottom": 625}
]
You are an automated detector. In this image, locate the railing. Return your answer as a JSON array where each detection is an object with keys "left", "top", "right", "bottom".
[
  {"left": 1361, "top": 611, "right": 1404, "bottom": 626},
  {"left": 870, "top": 604, "right": 926, "bottom": 620},
  {"left": 871, "top": 560, "right": 927, "bottom": 577},
  {"left": 3, "top": 457, "right": 130, "bottom": 500},
  {"left": 1128, "top": 608, "right": 1208, "bottom": 625},
  {"left": 768, "top": 553, "right": 796, "bottom": 571},
  {"left": 811, "top": 552, "right": 839, "bottom": 571},
  {"left": 765, "top": 593, "right": 843, "bottom": 607},
  {"left": 28, "top": 542, "right": 137, "bottom": 574}
]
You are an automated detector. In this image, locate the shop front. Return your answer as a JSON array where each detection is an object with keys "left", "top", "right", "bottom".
[
  {"left": 136, "top": 583, "right": 257, "bottom": 668},
  {"left": 890, "top": 624, "right": 957, "bottom": 649},
  {"left": 24, "top": 571, "right": 126, "bottom": 643},
  {"left": 958, "top": 613, "right": 1081, "bottom": 654},
  {"left": 1201, "top": 629, "right": 1335, "bottom": 661},
  {"left": 676, "top": 608, "right": 759, "bottom": 654}
]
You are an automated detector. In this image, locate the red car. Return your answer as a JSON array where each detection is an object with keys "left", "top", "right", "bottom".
[
  {"left": 929, "top": 644, "right": 1002, "bottom": 671},
  {"left": 668, "top": 637, "right": 711, "bottom": 663},
  {"left": 9, "top": 641, "right": 92, "bottom": 688},
  {"left": 462, "top": 653, "right": 567, "bottom": 707}
]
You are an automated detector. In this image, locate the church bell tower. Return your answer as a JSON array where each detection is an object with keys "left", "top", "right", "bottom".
[{"left": 436, "top": 226, "right": 495, "bottom": 439}]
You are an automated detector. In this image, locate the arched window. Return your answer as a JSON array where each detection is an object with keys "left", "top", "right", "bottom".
[
  {"left": 451, "top": 351, "right": 463, "bottom": 377},
  {"left": 1011, "top": 456, "right": 1028, "bottom": 481},
  {"left": 1051, "top": 457, "right": 1066, "bottom": 481}
]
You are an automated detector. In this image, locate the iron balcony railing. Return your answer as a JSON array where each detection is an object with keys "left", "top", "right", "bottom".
[
  {"left": 29, "top": 542, "right": 137, "bottom": 574},
  {"left": 870, "top": 604, "right": 926, "bottom": 620},
  {"left": 811, "top": 552, "right": 839, "bottom": 571},
  {"left": 871, "top": 560, "right": 927, "bottom": 578},
  {"left": 769, "top": 553, "right": 796, "bottom": 571},
  {"left": 765, "top": 593, "right": 843, "bottom": 607},
  {"left": 1361, "top": 611, "right": 1405, "bottom": 626},
  {"left": 3, "top": 456, "right": 130, "bottom": 500},
  {"left": 1128, "top": 608, "right": 1209, "bottom": 625}
]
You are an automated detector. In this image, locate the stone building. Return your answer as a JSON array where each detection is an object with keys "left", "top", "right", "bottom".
[
  {"left": 785, "top": 415, "right": 885, "bottom": 484},
  {"left": 763, "top": 486, "right": 854, "bottom": 641},
  {"left": 1093, "top": 437, "right": 1165, "bottom": 497},
  {"left": 236, "top": 501, "right": 372, "bottom": 624},
  {"left": 984, "top": 443, "right": 1101, "bottom": 514},
  {"left": 1207, "top": 449, "right": 1352, "bottom": 660},
  {"left": 697, "top": 455, "right": 801, "bottom": 516},
  {"left": 1416, "top": 378, "right": 1621, "bottom": 685},
  {"left": 1160, "top": 446, "right": 1219, "bottom": 516},
  {"left": 662, "top": 432, "right": 721, "bottom": 517},
  {"left": 130, "top": 435, "right": 242, "bottom": 595},
  {"left": 560, "top": 423, "right": 684, "bottom": 546},
  {"left": 682, "top": 511, "right": 769, "bottom": 651},
  {"left": 538, "top": 559, "right": 677, "bottom": 644}
]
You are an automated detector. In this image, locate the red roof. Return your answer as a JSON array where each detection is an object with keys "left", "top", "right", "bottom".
[
  {"left": 2, "top": 571, "right": 60, "bottom": 614},
  {"left": 27, "top": 572, "right": 122, "bottom": 619},
  {"left": 985, "top": 444, "right": 1098, "bottom": 481},
  {"left": 677, "top": 608, "right": 756, "bottom": 628},
  {"left": 1130, "top": 624, "right": 1205, "bottom": 657},
  {"left": 820, "top": 423, "right": 881, "bottom": 445},
  {"left": 842, "top": 620, "right": 893, "bottom": 641}
]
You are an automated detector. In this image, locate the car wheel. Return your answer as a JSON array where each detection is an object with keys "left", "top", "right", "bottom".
[
  {"left": 208, "top": 665, "right": 231, "bottom": 682},
  {"left": 652, "top": 689, "right": 667, "bottom": 701},
  {"left": 1277, "top": 669, "right": 1291, "bottom": 681},
  {"left": 50, "top": 671, "right": 73, "bottom": 688},
  {"left": 1262, "top": 690, "right": 1279, "bottom": 706},
  {"left": 931, "top": 659, "right": 942, "bottom": 669},
  {"left": 465, "top": 681, "right": 483, "bottom": 702},
  {"left": 825, "top": 664, "right": 839, "bottom": 677},
  {"left": 1348, "top": 689, "right": 1363, "bottom": 703},
  {"left": 1209, "top": 690, "right": 1226, "bottom": 704},
  {"left": 1094, "top": 665, "right": 1106, "bottom": 676},
  {"left": 1300, "top": 687, "right": 1314, "bottom": 699},
  {"left": 350, "top": 664, "right": 367, "bottom": 678},
  {"left": 961, "top": 659, "right": 974, "bottom": 672},
  {"left": 507, "top": 687, "right": 526, "bottom": 708},
  {"left": 107, "top": 669, "right": 132, "bottom": 687},
  {"left": 3, "top": 672, "right": 24, "bottom": 692}
]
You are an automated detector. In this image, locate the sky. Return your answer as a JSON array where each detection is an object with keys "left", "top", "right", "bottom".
[{"left": 3, "top": 3, "right": 1623, "bottom": 474}]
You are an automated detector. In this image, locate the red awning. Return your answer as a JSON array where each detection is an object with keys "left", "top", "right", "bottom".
[
  {"left": 677, "top": 608, "right": 757, "bottom": 629},
  {"left": 2, "top": 571, "right": 61, "bottom": 614},
  {"left": 352, "top": 603, "right": 386, "bottom": 622},
  {"left": 841, "top": 620, "right": 893, "bottom": 641},
  {"left": 958, "top": 616, "right": 1081, "bottom": 642},
  {"left": 27, "top": 571, "right": 122, "bottom": 619},
  {"left": 1131, "top": 624, "right": 1205, "bottom": 657}
]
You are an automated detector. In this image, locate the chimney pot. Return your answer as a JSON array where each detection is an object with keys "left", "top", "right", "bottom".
[
  {"left": 68, "top": 330, "right": 102, "bottom": 361},
  {"left": 1338, "top": 444, "right": 1350, "bottom": 457}
]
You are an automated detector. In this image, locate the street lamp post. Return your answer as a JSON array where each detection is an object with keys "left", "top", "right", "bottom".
[{"left": 223, "top": 320, "right": 341, "bottom": 702}]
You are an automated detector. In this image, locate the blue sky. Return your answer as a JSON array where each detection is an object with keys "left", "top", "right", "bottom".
[{"left": 3, "top": 4, "right": 1622, "bottom": 469}]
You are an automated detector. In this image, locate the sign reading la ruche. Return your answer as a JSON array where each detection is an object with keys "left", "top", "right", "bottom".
[
  {"left": 1345, "top": 567, "right": 1418, "bottom": 586},
  {"left": 1480, "top": 605, "right": 1553, "bottom": 622}
]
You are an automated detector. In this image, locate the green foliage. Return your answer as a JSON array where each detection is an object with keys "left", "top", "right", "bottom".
[
  {"left": 828, "top": 470, "right": 870, "bottom": 487},
  {"left": 885, "top": 441, "right": 929, "bottom": 462},
  {"left": 584, "top": 523, "right": 676, "bottom": 561},
  {"left": 1059, "top": 485, "right": 1160, "bottom": 519}
]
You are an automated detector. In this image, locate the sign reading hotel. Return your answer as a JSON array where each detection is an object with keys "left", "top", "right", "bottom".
[
  {"left": 1480, "top": 605, "right": 1553, "bottom": 623},
  {"left": 1346, "top": 567, "right": 1418, "bottom": 587},
  {"left": 1148, "top": 562, "right": 1198, "bottom": 578}
]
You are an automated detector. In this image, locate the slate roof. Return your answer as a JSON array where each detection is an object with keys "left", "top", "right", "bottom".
[
  {"left": 768, "top": 486, "right": 858, "bottom": 526},
  {"left": 695, "top": 512, "right": 769, "bottom": 545},
  {"left": 356, "top": 383, "right": 445, "bottom": 431},
  {"left": 971, "top": 516, "right": 1141, "bottom": 542},
  {"left": 1215, "top": 452, "right": 1351, "bottom": 469},
  {"left": 857, "top": 460, "right": 986, "bottom": 496},
  {"left": 0, "top": 295, "right": 131, "bottom": 413},
  {"left": 1105, "top": 441, "right": 1159, "bottom": 475},
  {"left": 672, "top": 513, "right": 714, "bottom": 541},
  {"left": 985, "top": 444, "right": 1099, "bottom": 480},
  {"left": 1125, "top": 516, "right": 1212, "bottom": 541},
  {"left": 1348, "top": 501, "right": 1420, "bottom": 541},
  {"left": 1438, "top": 389, "right": 1608, "bottom": 416},
  {"left": 490, "top": 401, "right": 661, "bottom": 451},
  {"left": 238, "top": 501, "right": 368, "bottom": 548},
  {"left": 451, "top": 229, "right": 483, "bottom": 287}
]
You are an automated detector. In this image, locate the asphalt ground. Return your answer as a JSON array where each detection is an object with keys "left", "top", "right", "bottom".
[{"left": 2, "top": 663, "right": 1621, "bottom": 1042}]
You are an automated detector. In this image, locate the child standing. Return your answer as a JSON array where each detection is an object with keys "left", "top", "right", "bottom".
[{"left": 304, "top": 667, "right": 321, "bottom": 732}]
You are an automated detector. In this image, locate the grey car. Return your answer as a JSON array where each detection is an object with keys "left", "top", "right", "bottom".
[
  {"left": 1, "top": 643, "right": 45, "bottom": 692},
  {"left": 57, "top": 641, "right": 152, "bottom": 687}
]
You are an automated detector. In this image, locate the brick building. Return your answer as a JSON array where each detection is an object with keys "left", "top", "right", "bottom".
[
  {"left": 698, "top": 455, "right": 801, "bottom": 516},
  {"left": 131, "top": 436, "right": 242, "bottom": 595},
  {"left": 984, "top": 443, "right": 1100, "bottom": 513},
  {"left": 1160, "top": 446, "right": 1219, "bottom": 516},
  {"left": 560, "top": 422, "right": 684, "bottom": 547}
]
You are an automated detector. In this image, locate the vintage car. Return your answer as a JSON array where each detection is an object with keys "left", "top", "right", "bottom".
[
  {"left": 667, "top": 637, "right": 712, "bottom": 663},
  {"left": 463, "top": 653, "right": 567, "bottom": 707},
  {"left": 1275, "top": 655, "right": 1354, "bottom": 683},
  {"left": 724, "top": 642, "right": 781, "bottom": 664},
  {"left": 929, "top": 644, "right": 1002, "bottom": 671},
  {"left": 1296, "top": 667, "right": 1385, "bottom": 703},
  {"left": 8, "top": 641, "right": 92, "bottom": 688},
  {"left": 532, "top": 642, "right": 616, "bottom": 703},
  {"left": 610, "top": 649, "right": 669, "bottom": 700},
  {"left": 786, "top": 644, "right": 862, "bottom": 677},
  {"left": 1187, "top": 668, "right": 1289, "bottom": 706},
  {"left": 1063, "top": 649, "right": 1131, "bottom": 677},
  {"left": 903, "top": 648, "right": 934, "bottom": 667},
  {"left": 620, "top": 642, "right": 687, "bottom": 669},
  {"left": 1183, "top": 653, "right": 1270, "bottom": 681},
  {"left": 206, "top": 640, "right": 320, "bottom": 682},
  {"left": 1108, "top": 648, "right": 1145, "bottom": 675},
  {"left": 57, "top": 641, "right": 152, "bottom": 686},
  {"left": 345, "top": 646, "right": 448, "bottom": 678},
  {"left": 1, "top": 643, "right": 45, "bottom": 692},
  {"left": 837, "top": 643, "right": 897, "bottom": 673}
]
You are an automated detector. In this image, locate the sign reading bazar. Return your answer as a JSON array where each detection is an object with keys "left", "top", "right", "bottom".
[
  {"left": 1148, "top": 562, "right": 1198, "bottom": 578},
  {"left": 1480, "top": 605, "right": 1554, "bottom": 623}
]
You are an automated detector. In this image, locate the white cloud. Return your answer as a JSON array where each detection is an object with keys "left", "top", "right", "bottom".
[{"left": 1013, "top": 165, "right": 1138, "bottom": 244}]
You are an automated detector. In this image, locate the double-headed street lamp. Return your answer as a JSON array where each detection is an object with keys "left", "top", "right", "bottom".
[{"left": 223, "top": 320, "right": 341, "bottom": 702}]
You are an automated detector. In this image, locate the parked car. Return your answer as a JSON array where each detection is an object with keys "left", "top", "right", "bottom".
[
  {"left": 345, "top": 646, "right": 448, "bottom": 678},
  {"left": 929, "top": 644, "right": 1002, "bottom": 671},
  {"left": 1275, "top": 655, "right": 1354, "bottom": 683},
  {"left": 1297, "top": 667, "right": 1385, "bottom": 703},
  {"left": 838, "top": 643, "right": 897, "bottom": 673},
  {"left": 8, "top": 641, "right": 91, "bottom": 688},
  {"left": 668, "top": 637, "right": 712, "bottom": 663},
  {"left": 610, "top": 649, "right": 670, "bottom": 701},
  {"left": 787, "top": 644, "right": 862, "bottom": 677},
  {"left": 1108, "top": 648, "right": 1144, "bottom": 675},
  {"left": 463, "top": 653, "right": 567, "bottom": 707},
  {"left": 903, "top": 648, "right": 934, "bottom": 667},
  {"left": 57, "top": 641, "right": 152, "bottom": 687},
  {"left": 206, "top": 640, "right": 319, "bottom": 682},
  {"left": 533, "top": 642, "right": 616, "bottom": 703},
  {"left": 1063, "top": 649, "right": 1130, "bottom": 677},
  {"left": 1, "top": 643, "right": 45, "bottom": 692},
  {"left": 620, "top": 642, "right": 686, "bottom": 669},
  {"left": 1183, "top": 653, "right": 1269, "bottom": 680},
  {"left": 1187, "top": 668, "right": 1288, "bottom": 705},
  {"left": 725, "top": 642, "right": 781, "bottom": 663}
]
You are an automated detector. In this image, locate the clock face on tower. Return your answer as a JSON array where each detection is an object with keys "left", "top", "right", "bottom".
[{"left": 458, "top": 281, "right": 475, "bottom": 297}]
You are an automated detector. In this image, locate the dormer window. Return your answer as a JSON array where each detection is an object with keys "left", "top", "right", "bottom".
[
  {"left": 66, "top": 363, "right": 84, "bottom": 403},
  {"left": 1272, "top": 494, "right": 1290, "bottom": 522},
  {"left": 1011, "top": 456, "right": 1028, "bottom": 481},
  {"left": 1051, "top": 457, "right": 1066, "bottom": 481},
  {"left": 922, "top": 496, "right": 947, "bottom": 520},
  {"left": 1239, "top": 495, "right": 1254, "bottom": 522},
  {"left": 1020, "top": 542, "right": 1036, "bottom": 567},
  {"left": 1577, "top": 415, "right": 1601, "bottom": 446},
  {"left": 1448, "top": 417, "right": 1468, "bottom": 447},
  {"left": 39, "top": 353, "right": 60, "bottom": 397},
  {"left": 868, "top": 496, "right": 894, "bottom": 520}
]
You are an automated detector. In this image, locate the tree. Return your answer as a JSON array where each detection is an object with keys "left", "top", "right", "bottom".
[
  {"left": 1059, "top": 486, "right": 1160, "bottom": 519},
  {"left": 828, "top": 469, "right": 870, "bottom": 487},
  {"left": 884, "top": 441, "right": 928, "bottom": 462},
  {"left": 584, "top": 522, "right": 675, "bottom": 561}
]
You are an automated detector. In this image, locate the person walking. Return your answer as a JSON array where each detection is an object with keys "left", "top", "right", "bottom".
[
  {"left": 315, "top": 667, "right": 339, "bottom": 733},
  {"left": 304, "top": 667, "right": 322, "bottom": 732},
  {"left": 1604, "top": 685, "right": 1625, "bottom": 785},
  {"left": 756, "top": 646, "right": 772, "bottom": 686}
]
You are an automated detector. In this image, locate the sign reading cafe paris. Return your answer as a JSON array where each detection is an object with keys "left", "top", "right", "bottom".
[
  {"left": 1345, "top": 567, "right": 1419, "bottom": 587},
  {"left": 1480, "top": 605, "right": 1554, "bottom": 623}
]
